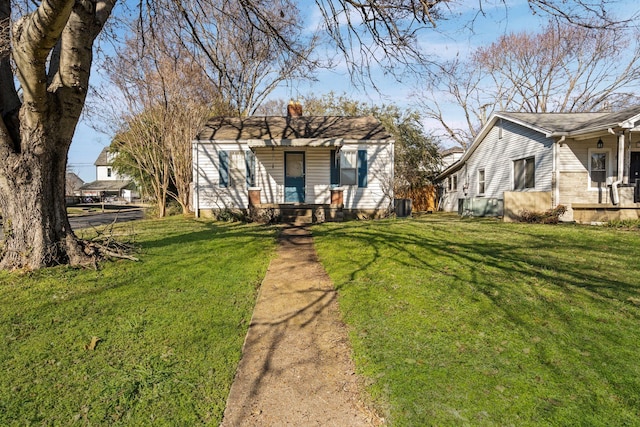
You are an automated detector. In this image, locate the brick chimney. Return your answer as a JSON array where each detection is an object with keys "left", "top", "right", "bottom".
[{"left": 287, "top": 100, "right": 302, "bottom": 117}]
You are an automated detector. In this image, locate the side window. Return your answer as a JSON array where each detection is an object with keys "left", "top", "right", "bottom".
[
  {"left": 340, "top": 150, "right": 357, "bottom": 186},
  {"left": 478, "top": 169, "right": 486, "bottom": 195},
  {"left": 339, "top": 149, "right": 368, "bottom": 187},
  {"left": 452, "top": 174, "right": 458, "bottom": 191},
  {"left": 514, "top": 157, "right": 535, "bottom": 190},
  {"left": 107, "top": 167, "right": 112, "bottom": 178}
]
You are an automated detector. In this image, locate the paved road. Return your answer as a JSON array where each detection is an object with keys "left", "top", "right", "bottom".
[
  {"left": 69, "top": 208, "right": 145, "bottom": 230},
  {"left": 0, "top": 207, "right": 145, "bottom": 240}
]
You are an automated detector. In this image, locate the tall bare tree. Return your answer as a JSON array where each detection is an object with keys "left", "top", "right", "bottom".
[
  {"left": 421, "top": 19, "right": 640, "bottom": 148},
  {"left": 159, "top": 0, "right": 319, "bottom": 116},
  {"left": 98, "top": 29, "right": 225, "bottom": 217}
]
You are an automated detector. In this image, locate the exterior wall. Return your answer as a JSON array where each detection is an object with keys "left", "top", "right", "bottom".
[
  {"left": 193, "top": 141, "right": 394, "bottom": 213},
  {"left": 96, "top": 165, "right": 126, "bottom": 181},
  {"left": 342, "top": 141, "right": 394, "bottom": 212},
  {"left": 440, "top": 119, "right": 554, "bottom": 215},
  {"left": 193, "top": 141, "right": 250, "bottom": 210},
  {"left": 557, "top": 137, "right": 618, "bottom": 205},
  {"left": 503, "top": 191, "right": 553, "bottom": 222}
]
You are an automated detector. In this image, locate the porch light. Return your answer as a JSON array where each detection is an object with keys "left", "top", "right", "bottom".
[{"left": 597, "top": 138, "right": 604, "bottom": 148}]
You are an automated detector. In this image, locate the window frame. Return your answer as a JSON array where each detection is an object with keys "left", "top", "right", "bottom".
[
  {"left": 588, "top": 148, "right": 611, "bottom": 190},
  {"left": 513, "top": 156, "right": 536, "bottom": 190},
  {"left": 340, "top": 150, "right": 357, "bottom": 186},
  {"left": 338, "top": 149, "right": 367, "bottom": 188},
  {"left": 452, "top": 174, "right": 458, "bottom": 191},
  {"left": 477, "top": 168, "right": 486, "bottom": 195}
]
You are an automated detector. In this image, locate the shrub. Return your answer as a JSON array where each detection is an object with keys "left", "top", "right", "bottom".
[
  {"left": 215, "top": 208, "right": 246, "bottom": 222},
  {"left": 518, "top": 205, "right": 567, "bottom": 224}
]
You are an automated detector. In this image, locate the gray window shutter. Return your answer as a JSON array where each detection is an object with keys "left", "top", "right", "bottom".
[
  {"left": 245, "top": 150, "right": 255, "bottom": 187},
  {"left": 357, "top": 149, "right": 367, "bottom": 188},
  {"left": 330, "top": 150, "right": 340, "bottom": 187},
  {"left": 219, "top": 151, "right": 229, "bottom": 188}
]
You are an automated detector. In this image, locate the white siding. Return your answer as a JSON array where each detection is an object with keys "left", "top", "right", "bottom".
[
  {"left": 342, "top": 142, "right": 394, "bottom": 211},
  {"left": 96, "top": 165, "right": 126, "bottom": 181},
  {"left": 193, "top": 141, "right": 394, "bottom": 210},
  {"left": 193, "top": 142, "right": 250, "bottom": 209},
  {"left": 254, "top": 148, "right": 283, "bottom": 203},
  {"left": 439, "top": 120, "right": 554, "bottom": 212},
  {"left": 306, "top": 149, "right": 331, "bottom": 204}
]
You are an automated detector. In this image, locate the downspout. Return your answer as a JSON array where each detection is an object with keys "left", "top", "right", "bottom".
[
  {"left": 195, "top": 140, "right": 200, "bottom": 218},
  {"left": 612, "top": 131, "right": 625, "bottom": 205}
]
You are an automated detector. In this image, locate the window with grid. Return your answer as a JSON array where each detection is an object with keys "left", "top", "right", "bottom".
[{"left": 478, "top": 169, "right": 486, "bottom": 195}]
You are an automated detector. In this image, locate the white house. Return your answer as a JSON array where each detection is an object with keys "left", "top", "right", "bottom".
[
  {"left": 79, "top": 147, "right": 138, "bottom": 202},
  {"left": 192, "top": 115, "right": 395, "bottom": 221},
  {"left": 438, "top": 105, "right": 640, "bottom": 223}
]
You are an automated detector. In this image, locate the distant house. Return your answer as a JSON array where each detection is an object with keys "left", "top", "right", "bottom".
[
  {"left": 79, "top": 147, "right": 139, "bottom": 202},
  {"left": 65, "top": 172, "right": 85, "bottom": 197},
  {"left": 438, "top": 105, "right": 640, "bottom": 223},
  {"left": 192, "top": 113, "right": 395, "bottom": 221}
]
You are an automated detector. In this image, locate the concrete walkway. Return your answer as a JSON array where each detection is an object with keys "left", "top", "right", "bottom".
[{"left": 220, "top": 226, "right": 381, "bottom": 427}]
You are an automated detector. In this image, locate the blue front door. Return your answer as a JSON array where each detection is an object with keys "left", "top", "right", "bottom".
[{"left": 284, "top": 152, "right": 305, "bottom": 203}]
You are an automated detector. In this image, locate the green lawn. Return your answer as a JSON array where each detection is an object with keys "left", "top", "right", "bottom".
[
  {"left": 0, "top": 217, "right": 276, "bottom": 426},
  {"left": 313, "top": 214, "right": 640, "bottom": 426}
]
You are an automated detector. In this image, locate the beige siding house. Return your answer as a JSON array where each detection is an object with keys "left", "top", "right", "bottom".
[
  {"left": 193, "top": 115, "right": 395, "bottom": 221},
  {"left": 438, "top": 105, "right": 640, "bottom": 223}
]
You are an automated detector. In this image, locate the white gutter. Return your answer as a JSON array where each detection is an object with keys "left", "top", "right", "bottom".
[{"left": 194, "top": 140, "right": 200, "bottom": 218}]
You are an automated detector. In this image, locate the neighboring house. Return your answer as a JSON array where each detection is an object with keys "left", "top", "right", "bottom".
[
  {"left": 438, "top": 105, "right": 640, "bottom": 223},
  {"left": 79, "top": 147, "right": 139, "bottom": 202},
  {"left": 65, "top": 172, "right": 84, "bottom": 197},
  {"left": 440, "top": 146, "right": 464, "bottom": 170},
  {"left": 192, "top": 114, "right": 395, "bottom": 221}
]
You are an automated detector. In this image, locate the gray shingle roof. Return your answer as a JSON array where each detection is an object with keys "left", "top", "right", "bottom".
[
  {"left": 499, "top": 104, "right": 640, "bottom": 134},
  {"left": 79, "top": 180, "right": 133, "bottom": 191},
  {"left": 196, "top": 116, "right": 392, "bottom": 141},
  {"left": 94, "top": 147, "right": 111, "bottom": 166}
]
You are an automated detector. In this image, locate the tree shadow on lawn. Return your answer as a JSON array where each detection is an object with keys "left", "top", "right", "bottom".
[
  {"left": 313, "top": 219, "right": 640, "bottom": 309},
  {"left": 138, "top": 220, "right": 278, "bottom": 251},
  {"left": 312, "top": 218, "right": 640, "bottom": 416}
]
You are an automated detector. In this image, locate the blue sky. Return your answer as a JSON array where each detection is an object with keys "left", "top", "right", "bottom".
[{"left": 68, "top": 0, "right": 640, "bottom": 182}]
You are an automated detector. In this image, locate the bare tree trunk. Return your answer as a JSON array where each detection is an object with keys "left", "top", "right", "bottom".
[
  {"left": 0, "top": 133, "right": 88, "bottom": 268},
  {"left": 0, "top": 0, "right": 114, "bottom": 269}
]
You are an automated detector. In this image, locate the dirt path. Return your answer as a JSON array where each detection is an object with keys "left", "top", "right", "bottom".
[{"left": 220, "top": 225, "right": 382, "bottom": 427}]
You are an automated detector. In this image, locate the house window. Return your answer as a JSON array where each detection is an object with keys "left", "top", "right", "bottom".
[
  {"left": 452, "top": 174, "right": 458, "bottom": 191},
  {"left": 340, "top": 150, "right": 357, "bottom": 185},
  {"left": 107, "top": 167, "right": 112, "bottom": 178},
  {"left": 589, "top": 150, "right": 609, "bottom": 189},
  {"left": 513, "top": 156, "right": 535, "bottom": 190},
  {"left": 447, "top": 176, "right": 452, "bottom": 191},
  {"left": 220, "top": 150, "right": 250, "bottom": 188},
  {"left": 228, "top": 151, "right": 246, "bottom": 186},
  {"left": 339, "top": 149, "right": 367, "bottom": 187},
  {"left": 478, "top": 169, "right": 486, "bottom": 195}
]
